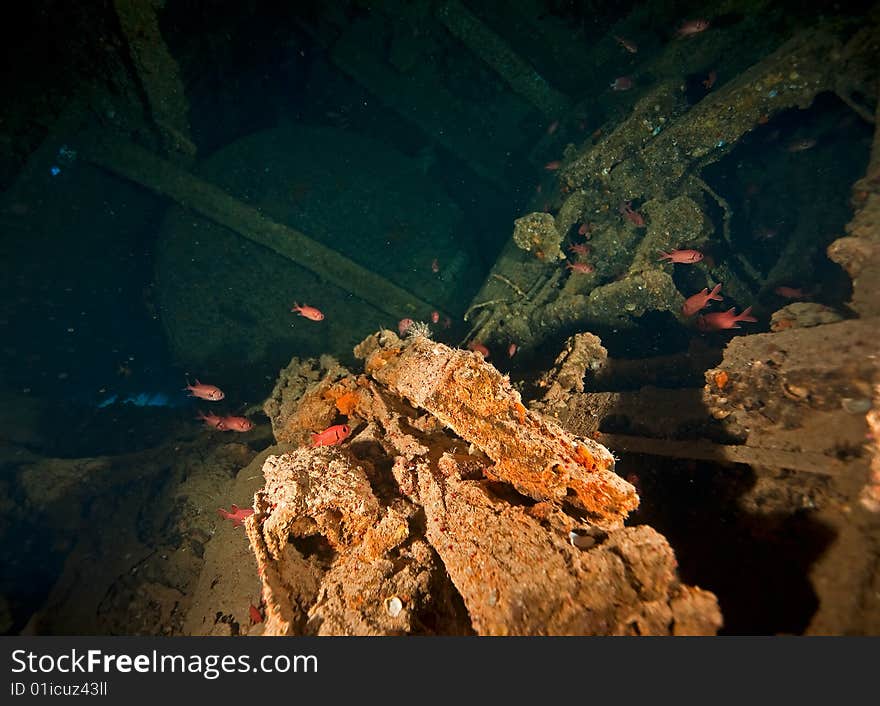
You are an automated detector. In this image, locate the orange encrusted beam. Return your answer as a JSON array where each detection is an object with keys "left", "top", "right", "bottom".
[{"left": 360, "top": 332, "right": 638, "bottom": 528}]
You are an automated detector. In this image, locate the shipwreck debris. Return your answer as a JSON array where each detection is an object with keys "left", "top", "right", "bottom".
[
  {"left": 464, "top": 23, "right": 879, "bottom": 354},
  {"left": 225, "top": 331, "right": 722, "bottom": 635},
  {"left": 358, "top": 331, "right": 637, "bottom": 526}
]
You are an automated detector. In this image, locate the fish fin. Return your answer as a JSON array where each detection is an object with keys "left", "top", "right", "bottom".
[
  {"left": 724, "top": 307, "right": 736, "bottom": 314},
  {"left": 739, "top": 305, "right": 757, "bottom": 322}
]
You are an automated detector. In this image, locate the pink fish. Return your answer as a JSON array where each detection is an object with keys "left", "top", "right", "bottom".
[
  {"left": 184, "top": 379, "right": 225, "bottom": 401},
  {"left": 431, "top": 311, "right": 440, "bottom": 323},
  {"left": 544, "top": 160, "right": 562, "bottom": 171},
  {"left": 774, "top": 286, "right": 806, "bottom": 299},
  {"left": 568, "top": 243, "right": 590, "bottom": 257},
  {"left": 311, "top": 423, "right": 351, "bottom": 447},
  {"left": 610, "top": 76, "right": 633, "bottom": 91},
  {"left": 196, "top": 410, "right": 225, "bottom": 428},
  {"left": 216, "top": 415, "right": 254, "bottom": 432},
  {"left": 508, "top": 343, "right": 518, "bottom": 358},
  {"left": 614, "top": 35, "right": 638, "bottom": 53},
  {"left": 566, "top": 261, "right": 595, "bottom": 274},
  {"left": 217, "top": 504, "right": 254, "bottom": 528},
  {"left": 682, "top": 283, "right": 723, "bottom": 317},
  {"left": 398, "top": 318, "right": 414, "bottom": 336},
  {"left": 676, "top": 19, "right": 710, "bottom": 38},
  {"left": 291, "top": 302, "right": 324, "bottom": 321},
  {"left": 431, "top": 258, "right": 440, "bottom": 273},
  {"left": 619, "top": 201, "right": 645, "bottom": 227},
  {"left": 702, "top": 70, "right": 717, "bottom": 89},
  {"left": 659, "top": 249, "right": 703, "bottom": 264},
  {"left": 546, "top": 120, "right": 559, "bottom": 135},
  {"left": 577, "top": 222, "right": 592, "bottom": 236},
  {"left": 467, "top": 341, "right": 490, "bottom": 358},
  {"left": 697, "top": 306, "right": 757, "bottom": 331}
]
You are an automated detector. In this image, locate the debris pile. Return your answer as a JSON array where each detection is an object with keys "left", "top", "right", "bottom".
[{"left": 231, "top": 331, "right": 722, "bottom": 635}]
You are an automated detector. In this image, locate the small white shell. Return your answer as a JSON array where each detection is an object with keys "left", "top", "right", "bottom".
[
  {"left": 384, "top": 596, "right": 403, "bottom": 618},
  {"left": 569, "top": 530, "right": 596, "bottom": 550}
]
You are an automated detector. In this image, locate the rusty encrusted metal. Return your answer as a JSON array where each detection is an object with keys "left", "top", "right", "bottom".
[{"left": 358, "top": 332, "right": 638, "bottom": 527}]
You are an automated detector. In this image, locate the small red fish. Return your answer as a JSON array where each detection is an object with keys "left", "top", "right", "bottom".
[
  {"left": 248, "top": 604, "right": 263, "bottom": 624},
  {"left": 626, "top": 472, "right": 642, "bottom": 495},
  {"left": 697, "top": 306, "right": 757, "bottom": 331},
  {"left": 431, "top": 258, "right": 440, "bottom": 273},
  {"left": 774, "top": 286, "right": 806, "bottom": 299},
  {"left": 676, "top": 19, "right": 710, "bottom": 38},
  {"left": 682, "top": 283, "right": 723, "bottom": 317},
  {"left": 577, "top": 222, "right": 591, "bottom": 236},
  {"left": 431, "top": 311, "right": 440, "bottom": 323},
  {"left": 398, "top": 318, "right": 414, "bottom": 336},
  {"left": 196, "top": 410, "right": 224, "bottom": 429},
  {"left": 544, "top": 160, "right": 562, "bottom": 171},
  {"left": 568, "top": 243, "right": 590, "bottom": 257},
  {"left": 508, "top": 343, "right": 518, "bottom": 358},
  {"left": 659, "top": 249, "right": 703, "bottom": 264},
  {"left": 546, "top": 120, "right": 559, "bottom": 135},
  {"left": 184, "top": 379, "right": 225, "bottom": 401},
  {"left": 619, "top": 201, "right": 645, "bottom": 227},
  {"left": 217, "top": 504, "right": 254, "bottom": 528},
  {"left": 566, "top": 261, "right": 595, "bottom": 274},
  {"left": 610, "top": 76, "right": 633, "bottom": 91},
  {"left": 614, "top": 35, "right": 638, "bottom": 53},
  {"left": 216, "top": 415, "right": 254, "bottom": 432},
  {"left": 702, "top": 70, "right": 717, "bottom": 89},
  {"left": 467, "top": 341, "right": 490, "bottom": 358},
  {"left": 291, "top": 302, "right": 324, "bottom": 321},
  {"left": 311, "top": 423, "right": 351, "bottom": 447}
]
